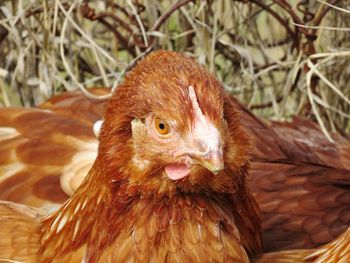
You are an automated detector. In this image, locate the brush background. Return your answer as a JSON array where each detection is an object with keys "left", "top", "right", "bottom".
[{"left": 0, "top": 0, "right": 349, "bottom": 136}]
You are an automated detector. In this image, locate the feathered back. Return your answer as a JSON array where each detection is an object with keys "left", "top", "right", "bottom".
[
  {"left": 242, "top": 104, "right": 350, "bottom": 252},
  {"left": 0, "top": 89, "right": 106, "bottom": 211}
]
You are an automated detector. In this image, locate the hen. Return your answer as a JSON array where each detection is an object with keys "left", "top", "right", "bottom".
[
  {"left": 0, "top": 51, "right": 262, "bottom": 262},
  {"left": 0, "top": 50, "right": 349, "bottom": 262}
]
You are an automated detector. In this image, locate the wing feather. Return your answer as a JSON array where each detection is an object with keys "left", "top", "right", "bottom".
[
  {"left": 0, "top": 90, "right": 105, "bottom": 210},
  {"left": 241, "top": 104, "right": 350, "bottom": 252},
  {"left": 0, "top": 201, "right": 42, "bottom": 263}
]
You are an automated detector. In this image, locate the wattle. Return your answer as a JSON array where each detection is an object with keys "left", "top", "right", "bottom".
[{"left": 165, "top": 163, "right": 191, "bottom": 180}]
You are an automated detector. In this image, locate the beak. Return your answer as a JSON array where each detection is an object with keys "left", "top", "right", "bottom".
[
  {"left": 189, "top": 137, "right": 224, "bottom": 174},
  {"left": 200, "top": 150, "right": 224, "bottom": 174}
]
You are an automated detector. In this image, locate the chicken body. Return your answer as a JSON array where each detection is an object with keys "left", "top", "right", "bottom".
[
  {"left": 0, "top": 51, "right": 261, "bottom": 262},
  {"left": 0, "top": 51, "right": 349, "bottom": 262},
  {"left": 243, "top": 112, "right": 350, "bottom": 254}
]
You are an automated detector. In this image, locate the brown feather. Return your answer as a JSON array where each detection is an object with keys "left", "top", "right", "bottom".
[
  {"left": 0, "top": 94, "right": 103, "bottom": 210},
  {"left": 253, "top": 227, "right": 350, "bottom": 263},
  {"left": 0, "top": 201, "right": 42, "bottom": 262},
  {"left": 244, "top": 110, "right": 350, "bottom": 252},
  {"left": 1, "top": 50, "right": 349, "bottom": 261}
]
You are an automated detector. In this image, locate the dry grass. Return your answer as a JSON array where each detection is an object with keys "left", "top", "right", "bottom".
[{"left": 0, "top": 0, "right": 349, "bottom": 136}]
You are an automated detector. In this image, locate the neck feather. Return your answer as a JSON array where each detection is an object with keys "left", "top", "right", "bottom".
[{"left": 39, "top": 158, "right": 261, "bottom": 262}]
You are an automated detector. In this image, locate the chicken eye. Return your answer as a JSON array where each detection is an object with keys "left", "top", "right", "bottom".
[{"left": 155, "top": 117, "right": 170, "bottom": 135}]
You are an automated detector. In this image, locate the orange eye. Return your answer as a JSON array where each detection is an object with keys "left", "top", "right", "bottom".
[{"left": 155, "top": 117, "right": 170, "bottom": 135}]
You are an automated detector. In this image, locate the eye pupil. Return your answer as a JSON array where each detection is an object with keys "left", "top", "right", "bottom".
[{"left": 155, "top": 117, "right": 170, "bottom": 135}]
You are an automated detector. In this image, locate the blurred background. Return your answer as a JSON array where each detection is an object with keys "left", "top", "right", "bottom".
[{"left": 0, "top": 0, "right": 349, "bottom": 137}]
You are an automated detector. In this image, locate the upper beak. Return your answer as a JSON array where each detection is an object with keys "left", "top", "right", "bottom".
[
  {"left": 189, "top": 137, "right": 224, "bottom": 174},
  {"left": 200, "top": 150, "right": 224, "bottom": 174}
]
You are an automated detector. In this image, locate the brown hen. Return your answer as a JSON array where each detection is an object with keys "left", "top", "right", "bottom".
[
  {"left": 0, "top": 50, "right": 349, "bottom": 262},
  {"left": 0, "top": 51, "right": 261, "bottom": 262}
]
